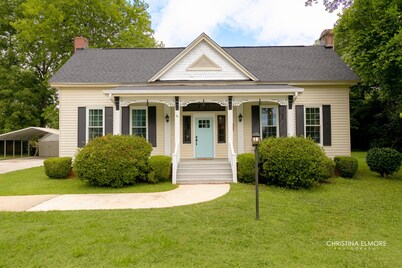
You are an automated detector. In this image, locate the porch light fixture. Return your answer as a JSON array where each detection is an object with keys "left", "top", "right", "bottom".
[
  {"left": 238, "top": 113, "right": 243, "bottom": 122},
  {"left": 252, "top": 132, "right": 261, "bottom": 220},
  {"left": 165, "top": 114, "right": 170, "bottom": 123}
]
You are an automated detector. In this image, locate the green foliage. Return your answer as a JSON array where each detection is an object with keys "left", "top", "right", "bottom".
[
  {"left": 0, "top": 0, "right": 159, "bottom": 133},
  {"left": 366, "top": 148, "right": 401, "bottom": 177},
  {"left": 148, "top": 155, "right": 172, "bottom": 183},
  {"left": 321, "top": 156, "right": 335, "bottom": 181},
  {"left": 43, "top": 157, "right": 72, "bottom": 179},
  {"left": 73, "top": 135, "right": 152, "bottom": 188},
  {"left": 334, "top": 156, "right": 358, "bottom": 178},
  {"left": 335, "top": 0, "right": 402, "bottom": 151},
  {"left": 237, "top": 153, "right": 255, "bottom": 183},
  {"left": 259, "top": 137, "right": 332, "bottom": 189}
]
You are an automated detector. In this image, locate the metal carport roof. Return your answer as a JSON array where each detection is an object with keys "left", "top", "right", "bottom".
[{"left": 0, "top": 127, "right": 59, "bottom": 141}]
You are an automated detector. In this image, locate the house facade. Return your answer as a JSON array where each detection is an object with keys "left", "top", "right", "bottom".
[{"left": 50, "top": 33, "right": 358, "bottom": 183}]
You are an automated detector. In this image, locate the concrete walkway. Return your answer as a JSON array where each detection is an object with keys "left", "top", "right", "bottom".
[
  {"left": 0, "top": 184, "right": 230, "bottom": 212},
  {"left": 0, "top": 157, "right": 46, "bottom": 174}
]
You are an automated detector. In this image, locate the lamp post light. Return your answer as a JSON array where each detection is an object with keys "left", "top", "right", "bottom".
[{"left": 252, "top": 132, "right": 261, "bottom": 220}]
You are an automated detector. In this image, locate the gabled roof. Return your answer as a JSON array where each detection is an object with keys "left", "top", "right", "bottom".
[
  {"left": 50, "top": 38, "right": 358, "bottom": 84},
  {"left": 148, "top": 33, "right": 258, "bottom": 82}
]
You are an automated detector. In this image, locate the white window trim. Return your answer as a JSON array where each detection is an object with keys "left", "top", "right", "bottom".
[
  {"left": 260, "top": 105, "right": 279, "bottom": 138},
  {"left": 130, "top": 106, "right": 148, "bottom": 140},
  {"left": 86, "top": 107, "right": 105, "bottom": 142},
  {"left": 304, "top": 105, "right": 323, "bottom": 146}
]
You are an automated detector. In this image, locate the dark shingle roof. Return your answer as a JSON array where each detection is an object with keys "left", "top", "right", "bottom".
[{"left": 50, "top": 46, "right": 358, "bottom": 84}]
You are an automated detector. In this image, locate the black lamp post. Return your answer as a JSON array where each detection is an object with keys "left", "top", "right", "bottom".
[{"left": 252, "top": 132, "right": 261, "bottom": 220}]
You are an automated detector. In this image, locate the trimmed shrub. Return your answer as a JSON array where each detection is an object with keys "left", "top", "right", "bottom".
[
  {"left": 334, "top": 156, "right": 358, "bottom": 178},
  {"left": 237, "top": 153, "right": 255, "bottom": 183},
  {"left": 321, "top": 156, "right": 335, "bottom": 182},
  {"left": 148, "top": 155, "right": 172, "bottom": 183},
  {"left": 259, "top": 137, "right": 331, "bottom": 189},
  {"left": 74, "top": 135, "right": 152, "bottom": 187},
  {"left": 366, "top": 148, "right": 401, "bottom": 177},
  {"left": 44, "top": 157, "right": 72, "bottom": 179}
]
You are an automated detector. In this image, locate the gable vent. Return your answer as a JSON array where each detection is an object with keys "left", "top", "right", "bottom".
[{"left": 186, "top": 55, "right": 222, "bottom": 71}]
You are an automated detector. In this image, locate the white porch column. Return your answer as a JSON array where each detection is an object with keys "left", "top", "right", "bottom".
[
  {"left": 228, "top": 96, "right": 234, "bottom": 160},
  {"left": 113, "top": 96, "right": 121, "bottom": 135},
  {"left": 287, "top": 95, "right": 295, "bottom": 136},
  {"left": 237, "top": 104, "right": 244, "bottom": 154},
  {"left": 164, "top": 105, "right": 171, "bottom": 155},
  {"left": 174, "top": 97, "right": 180, "bottom": 159}
]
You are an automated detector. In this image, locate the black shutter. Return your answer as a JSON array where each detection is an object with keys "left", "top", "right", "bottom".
[
  {"left": 148, "top": 106, "right": 157, "bottom": 147},
  {"left": 105, "top": 107, "right": 113, "bottom": 135},
  {"left": 296, "top": 105, "right": 304, "bottom": 136},
  {"left": 323, "top": 105, "right": 332, "bottom": 146},
  {"left": 77, "top": 107, "right": 86, "bottom": 147},
  {"left": 251, "top": 105, "right": 260, "bottom": 135},
  {"left": 279, "top": 105, "right": 287, "bottom": 137},
  {"left": 121, "top": 106, "right": 129, "bottom": 135}
]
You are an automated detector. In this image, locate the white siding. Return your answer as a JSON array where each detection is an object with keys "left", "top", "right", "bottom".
[
  {"left": 59, "top": 88, "right": 165, "bottom": 157},
  {"left": 242, "top": 86, "right": 351, "bottom": 158},
  {"left": 160, "top": 41, "right": 249, "bottom": 81}
]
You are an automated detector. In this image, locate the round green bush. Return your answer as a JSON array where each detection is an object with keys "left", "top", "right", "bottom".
[
  {"left": 74, "top": 135, "right": 152, "bottom": 187},
  {"left": 44, "top": 157, "right": 72, "bottom": 179},
  {"left": 334, "top": 156, "right": 358, "bottom": 178},
  {"left": 148, "top": 155, "right": 172, "bottom": 183},
  {"left": 237, "top": 153, "right": 255, "bottom": 183},
  {"left": 259, "top": 137, "right": 332, "bottom": 189},
  {"left": 366, "top": 148, "right": 401, "bottom": 177}
]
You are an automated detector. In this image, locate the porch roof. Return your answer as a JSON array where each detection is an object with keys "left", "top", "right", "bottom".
[{"left": 104, "top": 84, "right": 304, "bottom": 96}]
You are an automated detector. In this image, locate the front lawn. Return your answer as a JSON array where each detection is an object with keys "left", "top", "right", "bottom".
[
  {"left": 0, "top": 152, "right": 401, "bottom": 267},
  {"left": 0, "top": 167, "right": 176, "bottom": 195}
]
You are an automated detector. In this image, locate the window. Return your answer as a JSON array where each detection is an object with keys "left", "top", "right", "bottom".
[
  {"left": 217, "top": 115, "right": 226, "bottom": 143},
  {"left": 183, "top": 116, "right": 191, "bottom": 144},
  {"left": 88, "top": 109, "right": 104, "bottom": 140},
  {"left": 198, "top": 119, "right": 210, "bottom": 128},
  {"left": 131, "top": 109, "right": 147, "bottom": 138},
  {"left": 261, "top": 107, "right": 277, "bottom": 139},
  {"left": 305, "top": 107, "right": 321, "bottom": 143}
]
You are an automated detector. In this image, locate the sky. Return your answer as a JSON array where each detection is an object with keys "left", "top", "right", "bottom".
[{"left": 146, "top": 0, "right": 340, "bottom": 47}]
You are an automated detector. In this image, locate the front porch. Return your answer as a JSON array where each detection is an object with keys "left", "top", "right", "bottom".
[{"left": 104, "top": 84, "right": 303, "bottom": 184}]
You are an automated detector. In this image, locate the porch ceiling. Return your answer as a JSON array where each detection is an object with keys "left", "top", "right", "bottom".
[{"left": 103, "top": 84, "right": 304, "bottom": 96}]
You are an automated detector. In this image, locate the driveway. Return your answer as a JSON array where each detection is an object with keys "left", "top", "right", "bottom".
[
  {"left": 0, "top": 184, "right": 231, "bottom": 212},
  {"left": 0, "top": 157, "right": 46, "bottom": 174}
]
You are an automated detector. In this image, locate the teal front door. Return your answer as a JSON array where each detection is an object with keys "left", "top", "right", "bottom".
[{"left": 195, "top": 117, "right": 214, "bottom": 158}]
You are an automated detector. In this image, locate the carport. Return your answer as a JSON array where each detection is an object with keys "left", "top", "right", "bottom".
[{"left": 0, "top": 127, "right": 59, "bottom": 158}]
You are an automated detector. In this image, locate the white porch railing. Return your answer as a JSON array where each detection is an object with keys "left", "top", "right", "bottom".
[
  {"left": 228, "top": 141, "right": 237, "bottom": 183},
  {"left": 172, "top": 142, "right": 180, "bottom": 184}
]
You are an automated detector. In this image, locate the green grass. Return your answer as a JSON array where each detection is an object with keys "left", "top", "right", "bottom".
[
  {"left": 0, "top": 152, "right": 401, "bottom": 267},
  {"left": 0, "top": 167, "right": 176, "bottom": 195}
]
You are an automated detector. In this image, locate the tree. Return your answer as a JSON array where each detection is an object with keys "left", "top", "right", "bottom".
[
  {"left": 305, "top": 0, "right": 354, "bottom": 12},
  {"left": 0, "top": 0, "right": 159, "bottom": 133},
  {"left": 334, "top": 0, "right": 402, "bottom": 150}
]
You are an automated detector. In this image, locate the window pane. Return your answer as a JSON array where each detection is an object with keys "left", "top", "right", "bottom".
[
  {"left": 131, "top": 109, "right": 146, "bottom": 138},
  {"left": 88, "top": 109, "right": 103, "bottom": 140},
  {"left": 261, "top": 107, "right": 277, "bottom": 138},
  {"left": 132, "top": 127, "right": 146, "bottom": 138},
  {"left": 218, "top": 115, "right": 226, "bottom": 143},
  {"left": 132, "top": 109, "right": 146, "bottom": 127},
  {"left": 88, "top": 127, "right": 103, "bottom": 139},
  {"left": 89, "top": 109, "right": 103, "bottom": 127},
  {"left": 183, "top": 116, "right": 191, "bottom": 144},
  {"left": 306, "top": 126, "right": 320, "bottom": 143},
  {"left": 306, "top": 108, "right": 320, "bottom": 126},
  {"left": 305, "top": 107, "right": 320, "bottom": 143}
]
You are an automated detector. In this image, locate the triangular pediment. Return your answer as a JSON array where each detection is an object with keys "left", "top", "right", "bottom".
[
  {"left": 148, "top": 33, "right": 258, "bottom": 82},
  {"left": 187, "top": 55, "right": 221, "bottom": 71}
]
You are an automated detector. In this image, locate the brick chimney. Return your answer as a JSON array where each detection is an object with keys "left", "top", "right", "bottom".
[
  {"left": 319, "top": 29, "right": 334, "bottom": 48},
  {"left": 74, "top": 36, "right": 88, "bottom": 52}
]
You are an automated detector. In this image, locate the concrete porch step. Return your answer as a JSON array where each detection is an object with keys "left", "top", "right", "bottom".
[{"left": 176, "top": 159, "right": 233, "bottom": 184}]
